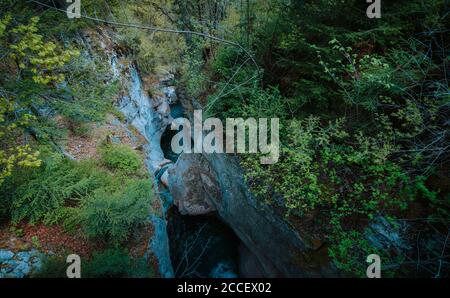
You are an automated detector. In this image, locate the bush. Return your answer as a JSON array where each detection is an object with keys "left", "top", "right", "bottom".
[
  {"left": 1, "top": 151, "right": 150, "bottom": 248},
  {"left": 81, "top": 179, "right": 152, "bottom": 246},
  {"left": 100, "top": 144, "right": 142, "bottom": 174},
  {"left": 43, "top": 206, "right": 82, "bottom": 234},
  {"left": 243, "top": 116, "right": 421, "bottom": 215},
  {"left": 33, "top": 249, "right": 154, "bottom": 278},
  {"left": 242, "top": 116, "right": 434, "bottom": 275},
  {"left": 84, "top": 248, "right": 154, "bottom": 278},
  {"left": 5, "top": 154, "right": 112, "bottom": 224},
  {"left": 83, "top": 249, "right": 132, "bottom": 278},
  {"left": 32, "top": 255, "right": 67, "bottom": 278}
]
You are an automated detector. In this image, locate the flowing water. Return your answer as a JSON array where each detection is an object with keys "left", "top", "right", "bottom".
[{"left": 113, "top": 59, "right": 240, "bottom": 278}]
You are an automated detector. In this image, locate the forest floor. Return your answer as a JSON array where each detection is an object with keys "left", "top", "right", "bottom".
[{"left": 1, "top": 112, "right": 158, "bottom": 269}]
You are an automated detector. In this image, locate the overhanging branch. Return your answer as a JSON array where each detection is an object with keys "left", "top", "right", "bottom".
[{"left": 29, "top": 0, "right": 260, "bottom": 72}]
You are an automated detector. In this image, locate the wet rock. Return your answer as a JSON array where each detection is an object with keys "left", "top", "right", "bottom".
[
  {"left": 0, "top": 250, "right": 14, "bottom": 261},
  {"left": 210, "top": 262, "right": 238, "bottom": 278},
  {"left": 156, "top": 101, "right": 171, "bottom": 117},
  {"left": 14, "top": 262, "right": 31, "bottom": 277},
  {"left": 366, "top": 216, "right": 411, "bottom": 251},
  {"left": 30, "top": 256, "right": 42, "bottom": 270},
  {"left": 160, "top": 168, "right": 170, "bottom": 187},
  {"left": 238, "top": 243, "right": 265, "bottom": 278},
  {"left": 16, "top": 251, "right": 31, "bottom": 263},
  {"left": 146, "top": 214, "right": 174, "bottom": 278},
  {"left": 109, "top": 135, "right": 121, "bottom": 144},
  {"left": 0, "top": 249, "right": 44, "bottom": 278},
  {"left": 163, "top": 86, "right": 177, "bottom": 104},
  {"left": 1, "top": 260, "right": 16, "bottom": 275},
  {"left": 117, "top": 67, "right": 174, "bottom": 174}
]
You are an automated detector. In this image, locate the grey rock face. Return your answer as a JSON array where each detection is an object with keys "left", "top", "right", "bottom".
[
  {"left": 167, "top": 154, "right": 218, "bottom": 215},
  {"left": 103, "top": 36, "right": 175, "bottom": 277},
  {"left": 168, "top": 153, "right": 340, "bottom": 277},
  {"left": 116, "top": 67, "right": 172, "bottom": 173},
  {"left": 146, "top": 214, "right": 174, "bottom": 278},
  {"left": 0, "top": 249, "right": 43, "bottom": 278},
  {"left": 210, "top": 262, "right": 238, "bottom": 278},
  {"left": 238, "top": 243, "right": 265, "bottom": 278},
  {"left": 0, "top": 250, "right": 14, "bottom": 261},
  {"left": 366, "top": 216, "right": 411, "bottom": 251}
]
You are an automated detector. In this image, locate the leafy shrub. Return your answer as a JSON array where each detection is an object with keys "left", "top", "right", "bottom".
[
  {"left": 56, "top": 53, "right": 120, "bottom": 123},
  {"left": 81, "top": 179, "right": 152, "bottom": 246},
  {"left": 83, "top": 248, "right": 153, "bottom": 278},
  {"left": 7, "top": 16, "right": 79, "bottom": 85},
  {"left": 1, "top": 146, "right": 151, "bottom": 245},
  {"left": 6, "top": 154, "right": 111, "bottom": 224},
  {"left": 32, "top": 255, "right": 67, "bottom": 278},
  {"left": 83, "top": 248, "right": 132, "bottom": 278},
  {"left": 242, "top": 116, "right": 435, "bottom": 275},
  {"left": 243, "top": 116, "right": 411, "bottom": 216},
  {"left": 181, "top": 49, "right": 210, "bottom": 100},
  {"left": 0, "top": 96, "right": 41, "bottom": 187},
  {"left": 43, "top": 206, "right": 82, "bottom": 234},
  {"left": 33, "top": 249, "right": 154, "bottom": 278},
  {"left": 100, "top": 144, "right": 142, "bottom": 174},
  {"left": 217, "top": 86, "right": 287, "bottom": 120}
]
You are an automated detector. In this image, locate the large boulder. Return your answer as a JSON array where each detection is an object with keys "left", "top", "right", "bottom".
[
  {"left": 167, "top": 152, "right": 341, "bottom": 277},
  {"left": 167, "top": 154, "right": 219, "bottom": 215}
]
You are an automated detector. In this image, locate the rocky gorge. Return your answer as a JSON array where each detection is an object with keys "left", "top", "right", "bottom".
[{"left": 86, "top": 27, "right": 342, "bottom": 278}]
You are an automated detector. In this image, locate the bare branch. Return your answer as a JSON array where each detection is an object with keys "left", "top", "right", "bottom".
[{"left": 29, "top": 0, "right": 260, "bottom": 72}]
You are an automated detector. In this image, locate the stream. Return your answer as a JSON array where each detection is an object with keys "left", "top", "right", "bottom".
[
  {"left": 113, "top": 58, "right": 241, "bottom": 278},
  {"left": 161, "top": 103, "right": 240, "bottom": 278}
]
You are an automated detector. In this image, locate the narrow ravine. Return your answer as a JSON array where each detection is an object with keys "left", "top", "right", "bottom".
[
  {"left": 91, "top": 28, "right": 337, "bottom": 279},
  {"left": 109, "top": 49, "right": 241, "bottom": 277},
  {"left": 112, "top": 57, "right": 174, "bottom": 277},
  {"left": 161, "top": 103, "right": 240, "bottom": 277},
  {"left": 167, "top": 208, "right": 239, "bottom": 278}
]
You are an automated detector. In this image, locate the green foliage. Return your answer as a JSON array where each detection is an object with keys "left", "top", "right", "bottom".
[
  {"left": 7, "top": 16, "right": 79, "bottom": 85},
  {"left": 43, "top": 206, "right": 82, "bottom": 234},
  {"left": 182, "top": 50, "right": 210, "bottom": 99},
  {"left": 56, "top": 53, "right": 120, "bottom": 123},
  {"left": 207, "top": 82, "right": 287, "bottom": 121},
  {"left": 1, "top": 0, "right": 448, "bottom": 278},
  {"left": 100, "top": 144, "right": 142, "bottom": 174},
  {"left": 9, "top": 225, "right": 24, "bottom": 237},
  {"left": 6, "top": 154, "right": 108, "bottom": 224},
  {"left": 81, "top": 179, "right": 152, "bottom": 246},
  {"left": 0, "top": 77, "right": 41, "bottom": 186},
  {"left": 197, "top": 0, "right": 449, "bottom": 276},
  {"left": 113, "top": 0, "right": 184, "bottom": 75},
  {"left": 83, "top": 248, "right": 133, "bottom": 278},
  {"left": 33, "top": 249, "right": 154, "bottom": 278},
  {"left": 1, "top": 151, "right": 151, "bottom": 246},
  {"left": 327, "top": 225, "right": 398, "bottom": 277},
  {"left": 243, "top": 116, "right": 414, "bottom": 216},
  {"left": 31, "top": 235, "right": 41, "bottom": 249},
  {"left": 83, "top": 248, "right": 153, "bottom": 278},
  {"left": 0, "top": 9, "right": 121, "bottom": 154},
  {"left": 242, "top": 115, "right": 438, "bottom": 275},
  {"left": 31, "top": 255, "right": 67, "bottom": 278}
]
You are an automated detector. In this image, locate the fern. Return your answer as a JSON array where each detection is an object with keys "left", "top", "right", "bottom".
[{"left": 81, "top": 179, "right": 152, "bottom": 246}]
